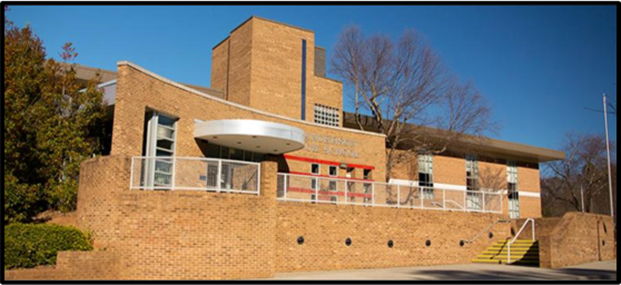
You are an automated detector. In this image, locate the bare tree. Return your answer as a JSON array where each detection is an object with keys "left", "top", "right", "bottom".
[
  {"left": 542, "top": 133, "right": 614, "bottom": 214},
  {"left": 331, "top": 25, "right": 495, "bottom": 181}
]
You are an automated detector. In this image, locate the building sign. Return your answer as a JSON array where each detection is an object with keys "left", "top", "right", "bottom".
[{"left": 305, "top": 134, "right": 359, "bottom": 158}]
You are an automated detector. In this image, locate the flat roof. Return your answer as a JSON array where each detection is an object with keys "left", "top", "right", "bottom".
[
  {"left": 342, "top": 112, "right": 565, "bottom": 163},
  {"left": 213, "top": 16, "right": 315, "bottom": 50}
]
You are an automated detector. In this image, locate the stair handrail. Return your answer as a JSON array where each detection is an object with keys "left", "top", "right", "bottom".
[
  {"left": 464, "top": 219, "right": 511, "bottom": 244},
  {"left": 507, "top": 218, "right": 535, "bottom": 265}
]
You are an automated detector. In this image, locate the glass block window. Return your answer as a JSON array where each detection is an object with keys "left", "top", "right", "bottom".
[{"left": 314, "top": 104, "right": 340, "bottom": 127}]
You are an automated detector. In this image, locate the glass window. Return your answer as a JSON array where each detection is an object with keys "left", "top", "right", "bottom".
[
  {"left": 141, "top": 111, "right": 177, "bottom": 189},
  {"left": 329, "top": 165, "right": 337, "bottom": 176},
  {"left": 466, "top": 155, "right": 479, "bottom": 191},
  {"left": 507, "top": 161, "right": 520, "bottom": 219},
  {"left": 311, "top": 163, "right": 320, "bottom": 175},
  {"left": 507, "top": 160, "right": 518, "bottom": 183},
  {"left": 206, "top": 143, "right": 220, "bottom": 158},
  {"left": 243, "top": 150, "right": 253, "bottom": 162},
  {"left": 230, "top": 148, "right": 243, "bottom": 161},
  {"left": 253, "top": 152, "right": 265, "bottom": 162},
  {"left": 418, "top": 153, "right": 434, "bottom": 199},
  {"left": 220, "top": 146, "right": 230, "bottom": 159},
  {"left": 363, "top": 169, "right": 372, "bottom": 180}
]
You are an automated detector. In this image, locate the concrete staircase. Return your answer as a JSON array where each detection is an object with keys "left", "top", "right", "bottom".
[{"left": 472, "top": 239, "right": 540, "bottom": 266}]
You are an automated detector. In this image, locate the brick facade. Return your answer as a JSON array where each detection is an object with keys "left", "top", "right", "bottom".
[
  {"left": 512, "top": 212, "right": 616, "bottom": 268},
  {"left": 276, "top": 202, "right": 511, "bottom": 272}
]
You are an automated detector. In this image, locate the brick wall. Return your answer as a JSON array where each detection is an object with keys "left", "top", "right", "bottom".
[
  {"left": 113, "top": 159, "right": 278, "bottom": 279},
  {"left": 275, "top": 202, "right": 512, "bottom": 272},
  {"left": 4, "top": 251, "right": 120, "bottom": 280},
  {"left": 210, "top": 17, "right": 343, "bottom": 125},
  {"left": 513, "top": 212, "right": 616, "bottom": 268},
  {"left": 76, "top": 155, "right": 130, "bottom": 249}
]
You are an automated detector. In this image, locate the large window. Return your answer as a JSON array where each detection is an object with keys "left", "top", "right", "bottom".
[
  {"left": 507, "top": 160, "right": 520, "bottom": 219},
  {"left": 418, "top": 153, "right": 434, "bottom": 199},
  {"left": 466, "top": 155, "right": 481, "bottom": 210},
  {"left": 204, "top": 143, "right": 265, "bottom": 163},
  {"left": 141, "top": 111, "right": 177, "bottom": 189},
  {"left": 466, "top": 155, "right": 479, "bottom": 190},
  {"left": 313, "top": 104, "right": 340, "bottom": 127}
]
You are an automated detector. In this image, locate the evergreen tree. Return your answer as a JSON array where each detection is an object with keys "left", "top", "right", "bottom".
[{"left": 4, "top": 7, "right": 107, "bottom": 223}]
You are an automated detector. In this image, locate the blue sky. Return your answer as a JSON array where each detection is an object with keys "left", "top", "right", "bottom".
[{"left": 6, "top": 5, "right": 617, "bottom": 151}]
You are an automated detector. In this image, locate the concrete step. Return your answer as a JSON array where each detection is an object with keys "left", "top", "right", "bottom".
[
  {"left": 481, "top": 249, "right": 539, "bottom": 255},
  {"left": 489, "top": 245, "right": 539, "bottom": 250},
  {"left": 475, "top": 256, "right": 540, "bottom": 262},
  {"left": 472, "top": 258, "right": 540, "bottom": 265},
  {"left": 473, "top": 239, "right": 540, "bottom": 267}
]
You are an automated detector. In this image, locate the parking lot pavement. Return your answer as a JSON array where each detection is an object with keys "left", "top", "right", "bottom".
[{"left": 264, "top": 259, "right": 617, "bottom": 280}]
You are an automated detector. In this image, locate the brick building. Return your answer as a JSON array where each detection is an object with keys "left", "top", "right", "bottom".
[{"left": 7, "top": 16, "right": 615, "bottom": 280}]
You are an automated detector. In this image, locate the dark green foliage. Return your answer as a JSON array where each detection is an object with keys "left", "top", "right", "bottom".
[
  {"left": 4, "top": 223, "right": 93, "bottom": 269},
  {"left": 4, "top": 7, "right": 107, "bottom": 223}
]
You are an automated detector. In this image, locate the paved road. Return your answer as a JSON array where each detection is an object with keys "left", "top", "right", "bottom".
[{"left": 264, "top": 259, "right": 617, "bottom": 280}]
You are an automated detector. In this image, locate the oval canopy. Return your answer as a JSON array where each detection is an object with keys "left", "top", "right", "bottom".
[{"left": 194, "top": 119, "right": 305, "bottom": 154}]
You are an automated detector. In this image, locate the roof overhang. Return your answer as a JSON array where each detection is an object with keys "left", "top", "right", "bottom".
[
  {"left": 194, "top": 119, "right": 305, "bottom": 155},
  {"left": 342, "top": 112, "right": 565, "bottom": 163}
]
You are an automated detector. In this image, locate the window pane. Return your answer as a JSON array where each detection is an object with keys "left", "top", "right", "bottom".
[
  {"left": 253, "top": 153, "right": 265, "bottom": 162},
  {"left": 156, "top": 139, "right": 173, "bottom": 150},
  {"left": 221, "top": 146, "right": 229, "bottom": 159},
  {"left": 230, "top": 148, "right": 243, "bottom": 161},
  {"left": 158, "top": 115, "right": 176, "bottom": 127},
  {"left": 311, "top": 164, "right": 319, "bottom": 174},
  {"left": 329, "top": 166, "right": 337, "bottom": 176},
  {"left": 206, "top": 143, "right": 220, "bottom": 158},
  {"left": 364, "top": 169, "right": 371, "bottom": 179}
]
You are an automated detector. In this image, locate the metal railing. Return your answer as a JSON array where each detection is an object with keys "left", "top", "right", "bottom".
[
  {"left": 130, "top": 156, "right": 260, "bottom": 195},
  {"left": 464, "top": 219, "right": 512, "bottom": 244},
  {"left": 508, "top": 218, "right": 535, "bottom": 264},
  {"left": 276, "top": 173, "right": 503, "bottom": 213}
]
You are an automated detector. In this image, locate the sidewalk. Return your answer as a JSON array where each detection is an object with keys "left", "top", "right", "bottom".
[{"left": 266, "top": 259, "right": 617, "bottom": 280}]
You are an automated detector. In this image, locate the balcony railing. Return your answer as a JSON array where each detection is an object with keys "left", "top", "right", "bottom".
[
  {"left": 130, "top": 156, "right": 260, "bottom": 195},
  {"left": 277, "top": 173, "right": 503, "bottom": 214}
]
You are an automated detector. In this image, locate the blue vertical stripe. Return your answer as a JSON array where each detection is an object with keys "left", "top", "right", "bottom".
[{"left": 301, "top": 39, "right": 307, "bottom": 120}]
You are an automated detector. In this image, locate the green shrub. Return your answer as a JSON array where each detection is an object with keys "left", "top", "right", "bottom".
[{"left": 4, "top": 223, "right": 93, "bottom": 269}]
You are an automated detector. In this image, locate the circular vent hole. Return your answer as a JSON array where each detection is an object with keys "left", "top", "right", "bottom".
[{"left": 345, "top": 238, "right": 352, "bottom": 246}]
